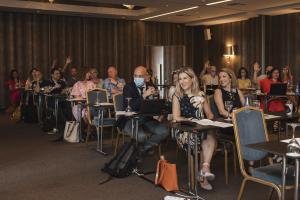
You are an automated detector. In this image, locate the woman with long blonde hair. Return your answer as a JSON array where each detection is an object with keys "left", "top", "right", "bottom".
[{"left": 172, "top": 67, "right": 216, "bottom": 190}]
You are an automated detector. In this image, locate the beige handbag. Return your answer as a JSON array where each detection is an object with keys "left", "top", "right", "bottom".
[{"left": 63, "top": 121, "right": 80, "bottom": 143}]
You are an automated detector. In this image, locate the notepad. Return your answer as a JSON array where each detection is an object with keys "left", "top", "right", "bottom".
[{"left": 280, "top": 138, "right": 300, "bottom": 144}]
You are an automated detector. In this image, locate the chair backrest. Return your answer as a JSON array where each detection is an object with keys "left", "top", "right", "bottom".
[
  {"left": 207, "top": 95, "right": 221, "bottom": 119},
  {"left": 86, "top": 89, "right": 109, "bottom": 124},
  {"left": 113, "top": 93, "right": 124, "bottom": 112},
  {"left": 232, "top": 107, "right": 269, "bottom": 173}
]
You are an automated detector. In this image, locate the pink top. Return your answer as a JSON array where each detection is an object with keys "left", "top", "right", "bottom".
[{"left": 71, "top": 81, "right": 96, "bottom": 98}]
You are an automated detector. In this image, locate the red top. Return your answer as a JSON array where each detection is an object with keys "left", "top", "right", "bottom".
[
  {"left": 259, "top": 78, "right": 285, "bottom": 112},
  {"left": 5, "top": 80, "right": 22, "bottom": 104}
]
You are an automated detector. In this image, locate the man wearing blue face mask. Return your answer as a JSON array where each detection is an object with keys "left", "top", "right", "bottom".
[{"left": 121, "top": 65, "right": 168, "bottom": 156}]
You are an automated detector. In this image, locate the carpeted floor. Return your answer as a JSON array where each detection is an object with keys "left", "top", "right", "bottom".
[{"left": 0, "top": 113, "right": 297, "bottom": 200}]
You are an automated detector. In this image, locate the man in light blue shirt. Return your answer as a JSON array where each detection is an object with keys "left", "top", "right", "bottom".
[{"left": 103, "top": 65, "right": 125, "bottom": 98}]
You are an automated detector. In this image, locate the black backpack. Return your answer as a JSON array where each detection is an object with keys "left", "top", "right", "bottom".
[{"left": 102, "top": 141, "right": 138, "bottom": 178}]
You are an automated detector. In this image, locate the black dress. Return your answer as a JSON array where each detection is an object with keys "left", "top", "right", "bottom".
[
  {"left": 220, "top": 88, "right": 242, "bottom": 112},
  {"left": 174, "top": 94, "right": 206, "bottom": 151}
]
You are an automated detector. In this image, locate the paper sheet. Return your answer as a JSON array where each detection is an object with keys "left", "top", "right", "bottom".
[
  {"left": 264, "top": 114, "right": 280, "bottom": 119},
  {"left": 191, "top": 119, "right": 233, "bottom": 128}
]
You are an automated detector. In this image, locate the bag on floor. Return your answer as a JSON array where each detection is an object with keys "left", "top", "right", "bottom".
[
  {"left": 102, "top": 141, "right": 138, "bottom": 178},
  {"left": 63, "top": 121, "right": 79, "bottom": 143},
  {"left": 155, "top": 156, "right": 179, "bottom": 192},
  {"left": 42, "top": 109, "right": 55, "bottom": 132}
]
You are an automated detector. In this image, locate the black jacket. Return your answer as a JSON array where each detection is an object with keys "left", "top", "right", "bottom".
[{"left": 122, "top": 81, "right": 143, "bottom": 112}]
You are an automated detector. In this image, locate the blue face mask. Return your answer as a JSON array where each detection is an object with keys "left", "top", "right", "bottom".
[{"left": 134, "top": 77, "right": 145, "bottom": 87}]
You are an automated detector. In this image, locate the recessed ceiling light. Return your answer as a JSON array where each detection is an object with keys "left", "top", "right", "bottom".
[
  {"left": 140, "top": 6, "right": 199, "bottom": 20},
  {"left": 206, "top": 0, "right": 232, "bottom": 6},
  {"left": 49, "top": 0, "right": 54, "bottom": 3}
]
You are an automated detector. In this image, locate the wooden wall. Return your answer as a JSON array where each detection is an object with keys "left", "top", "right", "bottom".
[
  {"left": 0, "top": 11, "right": 194, "bottom": 107},
  {"left": 193, "top": 17, "right": 262, "bottom": 75},
  {"left": 265, "top": 13, "right": 300, "bottom": 81}
]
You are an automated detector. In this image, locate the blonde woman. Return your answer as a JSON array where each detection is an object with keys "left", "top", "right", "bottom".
[{"left": 172, "top": 67, "right": 216, "bottom": 190}]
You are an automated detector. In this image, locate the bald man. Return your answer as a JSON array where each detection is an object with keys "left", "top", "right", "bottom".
[{"left": 120, "top": 65, "right": 168, "bottom": 156}]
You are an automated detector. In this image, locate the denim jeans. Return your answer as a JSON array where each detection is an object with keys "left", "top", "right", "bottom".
[{"left": 123, "top": 116, "right": 168, "bottom": 150}]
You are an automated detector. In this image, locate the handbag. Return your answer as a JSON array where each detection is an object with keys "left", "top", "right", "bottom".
[
  {"left": 155, "top": 156, "right": 179, "bottom": 192},
  {"left": 63, "top": 121, "right": 80, "bottom": 143}
]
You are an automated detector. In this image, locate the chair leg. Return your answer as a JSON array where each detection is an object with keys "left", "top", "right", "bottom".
[
  {"left": 85, "top": 125, "right": 91, "bottom": 146},
  {"left": 111, "top": 127, "right": 114, "bottom": 146},
  {"left": 224, "top": 146, "right": 229, "bottom": 185},
  {"left": 274, "top": 186, "right": 281, "bottom": 200},
  {"left": 114, "top": 133, "right": 121, "bottom": 156},
  {"left": 232, "top": 145, "right": 238, "bottom": 176},
  {"left": 237, "top": 178, "right": 248, "bottom": 200},
  {"left": 267, "top": 188, "right": 274, "bottom": 200}
]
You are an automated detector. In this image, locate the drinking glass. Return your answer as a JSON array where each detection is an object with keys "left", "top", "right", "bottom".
[
  {"left": 286, "top": 123, "right": 300, "bottom": 157},
  {"left": 95, "top": 92, "right": 100, "bottom": 106},
  {"left": 224, "top": 100, "right": 233, "bottom": 121},
  {"left": 125, "top": 97, "right": 133, "bottom": 112},
  {"left": 252, "top": 100, "right": 260, "bottom": 109}
]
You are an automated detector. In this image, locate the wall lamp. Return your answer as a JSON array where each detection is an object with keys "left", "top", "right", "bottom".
[{"left": 223, "top": 45, "right": 234, "bottom": 63}]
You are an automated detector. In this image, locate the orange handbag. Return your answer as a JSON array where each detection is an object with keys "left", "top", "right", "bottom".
[{"left": 155, "top": 156, "right": 179, "bottom": 192}]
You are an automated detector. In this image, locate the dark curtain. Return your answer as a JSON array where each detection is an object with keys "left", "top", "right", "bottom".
[{"left": 0, "top": 11, "right": 194, "bottom": 108}]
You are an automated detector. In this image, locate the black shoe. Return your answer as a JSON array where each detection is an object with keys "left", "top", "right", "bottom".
[{"left": 52, "top": 136, "right": 63, "bottom": 142}]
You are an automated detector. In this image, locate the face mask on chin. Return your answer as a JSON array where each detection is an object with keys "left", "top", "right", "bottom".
[{"left": 134, "top": 77, "right": 145, "bottom": 87}]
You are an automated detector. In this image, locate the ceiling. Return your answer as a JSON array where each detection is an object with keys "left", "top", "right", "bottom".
[{"left": 1, "top": 0, "right": 300, "bottom": 25}]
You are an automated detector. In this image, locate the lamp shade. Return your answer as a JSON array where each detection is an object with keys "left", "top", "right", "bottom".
[{"left": 224, "top": 45, "right": 234, "bottom": 56}]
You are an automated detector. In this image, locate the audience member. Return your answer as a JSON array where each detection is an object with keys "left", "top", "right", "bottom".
[
  {"left": 201, "top": 65, "right": 218, "bottom": 94},
  {"left": 71, "top": 69, "right": 96, "bottom": 121},
  {"left": 44, "top": 67, "right": 67, "bottom": 94},
  {"left": 237, "top": 67, "right": 251, "bottom": 90},
  {"left": 168, "top": 70, "right": 178, "bottom": 102},
  {"left": 252, "top": 62, "right": 273, "bottom": 87},
  {"left": 90, "top": 68, "right": 103, "bottom": 88},
  {"left": 172, "top": 67, "right": 216, "bottom": 190},
  {"left": 103, "top": 65, "right": 125, "bottom": 98},
  {"left": 5, "top": 69, "right": 22, "bottom": 114},
  {"left": 66, "top": 66, "right": 79, "bottom": 87},
  {"left": 199, "top": 60, "right": 210, "bottom": 79},
  {"left": 259, "top": 68, "right": 285, "bottom": 112},
  {"left": 121, "top": 66, "right": 168, "bottom": 156},
  {"left": 25, "top": 67, "right": 38, "bottom": 90},
  {"left": 214, "top": 68, "right": 245, "bottom": 118}
]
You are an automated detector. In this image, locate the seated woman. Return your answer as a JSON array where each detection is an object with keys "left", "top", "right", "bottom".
[
  {"left": 172, "top": 67, "right": 216, "bottom": 190},
  {"left": 237, "top": 67, "right": 252, "bottom": 91},
  {"left": 25, "top": 67, "right": 39, "bottom": 91},
  {"left": 259, "top": 68, "right": 285, "bottom": 112},
  {"left": 214, "top": 68, "right": 245, "bottom": 118},
  {"left": 168, "top": 70, "right": 178, "bottom": 102},
  {"left": 70, "top": 69, "right": 96, "bottom": 121},
  {"left": 5, "top": 69, "right": 23, "bottom": 115}
]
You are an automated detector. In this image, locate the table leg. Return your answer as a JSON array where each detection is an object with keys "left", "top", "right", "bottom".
[
  {"left": 294, "top": 159, "right": 299, "bottom": 200},
  {"left": 194, "top": 133, "right": 199, "bottom": 196},
  {"left": 96, "top": 109, "right": 107, "bottom": 155},
  {"left": 187, "top": 133, "right": 191, "bottom": 193},
  {"left": 282, "top": 156, "right": 286, "bottom": 200},
  {"left": 135, "top": 119, "right": 139, "bottom": 146}
]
